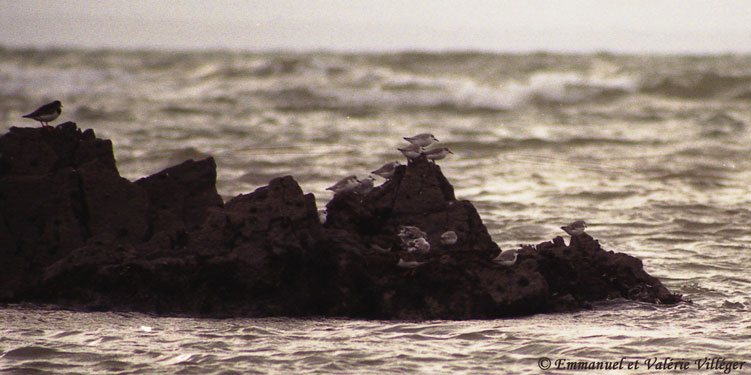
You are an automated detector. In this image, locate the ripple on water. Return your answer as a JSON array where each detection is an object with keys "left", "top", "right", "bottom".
[{"left": 2, "top": 346, "right": 62, "bottom": 360}]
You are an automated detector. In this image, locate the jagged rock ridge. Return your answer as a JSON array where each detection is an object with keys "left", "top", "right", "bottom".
[{"left": 0, "top": 123, "right": 682, "bottom": 318}]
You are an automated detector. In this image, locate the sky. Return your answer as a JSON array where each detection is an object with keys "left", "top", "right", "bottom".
[{"left": 1, "top": 1, "right": 751, "bottom": 53}]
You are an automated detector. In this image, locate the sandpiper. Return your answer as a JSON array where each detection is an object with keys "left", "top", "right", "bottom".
[
  {"left": 317, "top": 209, "right": 328, "bottom": 224},
  {"left": 354, "top": 176, "right": 375, "bottom": 196},
  {"left": 404, "top": 133, "right": 439, "bottom": 148},
  {"left": 493, "top": 249, "right": 518, "bottom": 266},
  {"left": 423, "top": 147, "right": 453, "bottom": 162},
  {"left": 561, "top": 220, "right": 587, "bottom": 236},
  {"left": 397, "top": 258, "right": 428, "bottom": 269},
  {"left": 371, "top": 161, "right": 401, "bottom": 179},
  {"left": 407, "top": 237, "right": 431, "bottom": 254},
  {"left": 398, "top": 143, "right": 422, "bottom": 160},
  {"left": 22, "top": 100, "right": 63, "bottom": 127},
  {"left": 398, "top": 225, "right": 427, "bottom": 243},
  {"left": 326, "top": 175, "right": 359, "bottom": 194},
  {"left": 440, "top": 231, "right": 458, "bottom": 246}
]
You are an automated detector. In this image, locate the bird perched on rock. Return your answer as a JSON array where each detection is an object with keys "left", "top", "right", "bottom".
[
  {"left": 423, "top": 147, "right": 453, "bottom": 162},
  {"left": 407, "top": 237, "right": 431, "bottom": 254},
  {"left": 371, "top": 161, "right": 401, "bottom": 179},
  {"left": 493, "top": 249, "right": 518, "bottom": 267},
  {"left": 397, "top": 258, "right": 428, "bottom": 269},
  {"left": 398, "top": 143, "right": 422, "bottom": 161},
  {"left": 440, "top": 231, "right": 458, "bottom": 246},
  {"left": 22, "top": 100, "right": 63, "bottom": 127},
  {"left": 561, "top": 220, "right": 587, "bottom": 236},
  {"left": 326, "top": 175, "right": 359, "bottom": 194},
  {"left": 354, "top": 176, "right": 375, "bottom": 196},
  {"left": 404, "top": 133, "right": 439, "bottom": 148},
  {"left": 398, "top": 225, "right": 427, "bottom": 243},
  {"left": 317, "top": 209, "right": 328, "bottom": 224}
]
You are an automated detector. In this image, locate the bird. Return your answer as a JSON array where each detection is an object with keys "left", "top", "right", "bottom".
[
  {"left": 397, "top": 258, "right": 428, "bottom": 269},
  {"left": 407, "top": 237, "right": 431, "bottom": 254},
  {"left": 326, "top": 175, "right": 359, "bottom": 194},
  {"left": 440, "top": 231, "right": 458, "bottom": 246},
  {"left": 404, "top": 133, "right": 439, "bottom": 148},
  {"left": 22, "top": 100, "right": 63, "bottom": 127},
  {"left": 353, "top": 176, "right": 375, "bottom": 196},
  {"left": 493, "top": 249, "right": 518, "bottom": 267},
  {"left": 561, "top": 220, "right": 587, "bottom": 236},
  {"left": 398, "top": 225, "right": 427, "bottom": 243},
  {"left": 371, "top": 161, "right": 401, "bottom": 179},
  {"left": 398, "top": 143, "right": 422, "bottom": 160},
  {"left": 423, "top": 147, "right": 453, "bottom": 162},
  {"left": 317, "top": 209, "right": 328, "bottom": 225}
]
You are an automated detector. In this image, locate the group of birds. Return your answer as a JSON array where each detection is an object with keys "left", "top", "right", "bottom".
[
  {"left": 396, "top": 225, "right": 459, "bottom": 274},
  {"left": 490, "top": 220, "right": 588, "bottom": 267},
  {"left": 22, "top": 100, "right": 63, "bottom": 127},
  {"left": 398, "top": 133, "right": 453, "bottom": 162},
  {"left": 395, "top": 220, "right": 588, "bottom": 274},
  {"left": 325, "top": 132, "right": 452, "bottom": 196},
  {"left": 23, "top": 101, "right": 590, "bottom": 273}
]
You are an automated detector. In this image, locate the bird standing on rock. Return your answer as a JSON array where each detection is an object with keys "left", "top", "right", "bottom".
[
  {"left": 561, "top": 220, "right": 587, "bottom": 237},
  {"left": 407, "top": 237, "right": 431, "bottom": 254},
  {"left": 354, "top": 176, "right": 375, "bottom": 196},
  {"left": 371, "top": 161, "right": 401, "bottom": 179},
  {"left": 440, "top": 231, "right": 458, "bottom": 246},
  {"left": 326, "top": 175, "right": 359, "bottom": 194},
  {"left": 423, "top": 147, "right": 453, "bottom": 162},
  {"left": 493, "top": 249, "right": 518, "bottom": 267},
  {"left": 403, "top": 133, "right": 439, "bottom": 148},
  {"left": 22, "top": 100, "right": 63, "bottom": 127},
  {"left": 398, "top": 143, "right": 422, "bottom": 161}
]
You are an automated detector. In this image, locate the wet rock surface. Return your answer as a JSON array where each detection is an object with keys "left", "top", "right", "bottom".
[{"left": 0, "top": 123, "right": 682, "bottom": 318}]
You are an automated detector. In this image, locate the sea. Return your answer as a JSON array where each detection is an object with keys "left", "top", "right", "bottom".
[{"left": 1, "top": 48, "right": 750, "bottom": 374}]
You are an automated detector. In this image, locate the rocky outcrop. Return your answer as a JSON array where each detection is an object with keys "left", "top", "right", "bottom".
[{"left": 0, "top": 123, "right": 682, "bottom": 318}]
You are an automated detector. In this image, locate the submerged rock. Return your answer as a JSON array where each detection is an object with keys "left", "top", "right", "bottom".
[{"left": 0, "top": 123, "right": 682, "bottom": 318}]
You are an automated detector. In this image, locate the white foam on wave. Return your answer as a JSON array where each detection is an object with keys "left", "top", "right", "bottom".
[{"left": 314, "top": 67, "right": 640, "bottom": 112}]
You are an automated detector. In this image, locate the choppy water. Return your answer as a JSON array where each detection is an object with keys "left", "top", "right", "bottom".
[{"left": 1, "top": 48, "right": 751, "bottom": 373}]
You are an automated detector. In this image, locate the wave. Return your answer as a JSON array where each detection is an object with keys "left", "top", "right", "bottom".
[{"left": 641, "top": 71, "right": 751, "bottom": 99}]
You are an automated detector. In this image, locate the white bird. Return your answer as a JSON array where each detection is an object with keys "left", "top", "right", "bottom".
[
  {"left": 317, "top": 209, "right": 327, "bottom": 224},
  {"left": 423, "top": 147, "right": 453, "bottom": 162},
  {"left": 561, "top": 220, "right": 587, "bottom": 236},
  {"left": 354, "top": 176, "right": 375, "bottom": 196},
  {"left": 326, "top": 175, "right": 359, "bottom": 194},
  {"left": 397, "top": 258, "right": 428, "bottom": 269},
  {"left": 398, "top": 225, "right": 427, "bottom": 243},
  {"left": 398, "top": 143, "right": 422, "bottom": 160},
  {"left": 404, "top": 133, "right": 439, "bottom": 148},
  {"left": 371, "top": 161, "right": 401, "bottom": 179},
  {"left": 440, "top": 231, "right": 458, "bottom": 246},
  {"left": 407, "top": 237, "right": 431, "bottom": 254},
  {"left": 493, "top": 249, "right": 518, "bottom": 267}
]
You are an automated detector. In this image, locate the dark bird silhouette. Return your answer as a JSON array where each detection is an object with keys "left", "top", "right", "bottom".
[{"left": 22, "top": 100, "right": 63, "bottom": 127}]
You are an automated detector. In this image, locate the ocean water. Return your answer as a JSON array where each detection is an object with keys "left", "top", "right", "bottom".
[{"left": 1, "top": 48, "right": 751, "bottom": 373}]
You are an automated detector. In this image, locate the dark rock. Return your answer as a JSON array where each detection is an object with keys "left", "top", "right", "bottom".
[
  {"left": 0, "top": 122, "right": 116, "bottom": 177},
  {"left": 79, "top": 160, "right": 149, "bottom": 243},
  {"left": 326, "top": 155, "right": 499, "bottom": 255},
  {"left": 135, "top": 157, "right": 223, "bottom": 248},
  {"left": 0, "top": 124, "right": 682, "bottom": 319}
]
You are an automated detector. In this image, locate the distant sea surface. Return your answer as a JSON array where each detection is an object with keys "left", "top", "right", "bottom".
[{"left": 1, "top": 48, "right": 750, "bottom": 374}]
